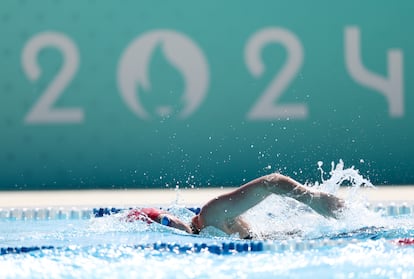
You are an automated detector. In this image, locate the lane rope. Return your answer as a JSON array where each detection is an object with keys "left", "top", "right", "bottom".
[
  {"left": 0, "top": 242, "right": 263, "bottom": 256},
  {"left": 0, "top": 203, "right": 412, "bottom": 221},
  {"left": 1, "top": 238, "right": 364, "bottom": 256},
  {"left": 2, "top": 237, "right": 413, "bottom": 257},
  {"left": 0, "top": 204, "right": 413, "bottom": 256}
]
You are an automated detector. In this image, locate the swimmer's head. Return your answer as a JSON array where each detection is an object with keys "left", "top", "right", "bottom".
[{"left": 126, "top": 208, "right": 193, "bottom": 234}]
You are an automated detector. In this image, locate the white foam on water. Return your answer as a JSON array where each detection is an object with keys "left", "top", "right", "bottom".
[
  {"left": 83, "top": 160, "right": 413, "bottom": 242},
  {"left": 243, "top": 160, "right": 411, "bottom": 240}
]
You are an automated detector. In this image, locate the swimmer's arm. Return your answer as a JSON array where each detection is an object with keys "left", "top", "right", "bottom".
[
  {"left": 195, "top": 178, "right": 271, "bottom": 235},
  {"left": 260, "top": 173, "right": 345, "bottom": 218},
  {"left": 198, "top": 173, "right": 344, "bottom": 228}
]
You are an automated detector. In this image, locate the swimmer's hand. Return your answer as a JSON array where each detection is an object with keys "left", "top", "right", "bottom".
[{"left": 307, "top": 191, "right": 345, "bottom": 218}]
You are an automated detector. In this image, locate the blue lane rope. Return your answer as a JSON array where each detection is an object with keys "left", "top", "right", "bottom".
[
  {"left": 0, "top": 241, "right": 265, "bottom": 256},
  {"left": 1, "top": 238, "right": 365, "bottom": 256},
  {"left": 1, "top": 204, "right": 412, "bottom": 256},
  {"left": 92, "top": 207, "right": 201, "bottom": 217}
]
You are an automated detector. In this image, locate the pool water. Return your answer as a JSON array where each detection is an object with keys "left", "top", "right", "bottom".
[
  {"left": 1, "top": 201, "right": 414, "bottom": 279},
  {"left": 2, "top": 162, "right": 414, "bottom": 279}
]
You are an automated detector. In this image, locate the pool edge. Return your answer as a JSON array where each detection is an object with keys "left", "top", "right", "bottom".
[{"left": 0, "top": 186, "right": 413, "bottom": 208}]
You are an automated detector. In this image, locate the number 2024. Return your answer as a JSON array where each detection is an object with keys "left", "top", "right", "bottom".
[{"left": 21, "top": 27, "right": 404, "bottom": 124}]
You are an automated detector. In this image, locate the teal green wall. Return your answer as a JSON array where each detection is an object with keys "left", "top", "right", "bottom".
[{"left": 1, "top": 1, "right": 413, "bottom": 189}]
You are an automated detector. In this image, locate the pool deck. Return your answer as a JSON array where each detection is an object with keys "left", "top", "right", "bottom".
[{"left": 1, "top": 186, "right": 414, "bottom": 208}]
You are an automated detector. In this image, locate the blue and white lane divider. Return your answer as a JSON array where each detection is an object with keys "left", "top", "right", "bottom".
[
  {"left": 0, "top": 203, "right": 412, "bottom": 221},
  {"left": 0, "top": 242, "right": 264, "bottom": 256},
  {"left": 0, "top": 238, "right": 361, "bottom": 256},
  {"left": 0, "top": 204, "right": 412, "bottom": 256},
  {"left": 0, "top": 207, "right": 94, "bottom": 220},
  {"left": 0, "top": 206, "right": 201, "bottom": 221},
  {"left": 92, "top": 206, "right": 201, "bottom": 217}
]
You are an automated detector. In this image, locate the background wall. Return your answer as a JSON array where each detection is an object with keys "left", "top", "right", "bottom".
[{"left": 1, "top": 1, "right": 413, "bottom": 190}]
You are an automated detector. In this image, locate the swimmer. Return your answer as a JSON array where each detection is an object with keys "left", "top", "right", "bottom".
[{"left": 126, "top": 173, "right": 345, "bottom": 239}]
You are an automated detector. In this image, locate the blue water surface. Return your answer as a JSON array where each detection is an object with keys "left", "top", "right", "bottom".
[
  {"left": 2, "top": 162, "right": 414, "bottom": 279},
  {"left": 1, "top": 204, "right": 414, "bottom": 279}
]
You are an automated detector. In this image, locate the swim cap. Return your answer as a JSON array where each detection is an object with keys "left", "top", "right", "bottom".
[
  {"left": 394, "top": 238, "right": 414, "bottom": 245},
  {"left": 125, "top": 208, "right": 164, "bottom": 223}
]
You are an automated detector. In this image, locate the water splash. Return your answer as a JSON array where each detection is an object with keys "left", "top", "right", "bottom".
[
  {"left": 314, "top": 159, "right": 374, "bottom": 194},
  {"left": 88, "top": 161, "right": 409, "bottom": 242},
  {"left": 245, "top": 160, "right": 382, "bottom": 240}
]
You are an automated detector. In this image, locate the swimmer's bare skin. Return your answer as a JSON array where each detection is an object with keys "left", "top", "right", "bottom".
[
  {"left": 134, "top": 173, "right": 345, "bottom": 238},
  {"left": 190, "top": 173, "right": 345, "bottom": 238}
]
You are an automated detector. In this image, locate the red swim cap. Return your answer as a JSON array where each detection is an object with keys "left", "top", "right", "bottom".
[
  {"left": 125, "top": 208, "right": 164, "bottom": 223},
  {"left": 394, "top": 238, "right": 414, "bottom": 246}
]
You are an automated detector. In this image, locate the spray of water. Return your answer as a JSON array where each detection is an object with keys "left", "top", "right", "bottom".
[
  {"left": 90, "top": 160, "right": 413, "bottom": 240},
  {"left": 314, "top": 159, "right": 374, "bottom": 196},
  {"left": 244, "top": 160, "right": 384, "bottom": 240}
]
